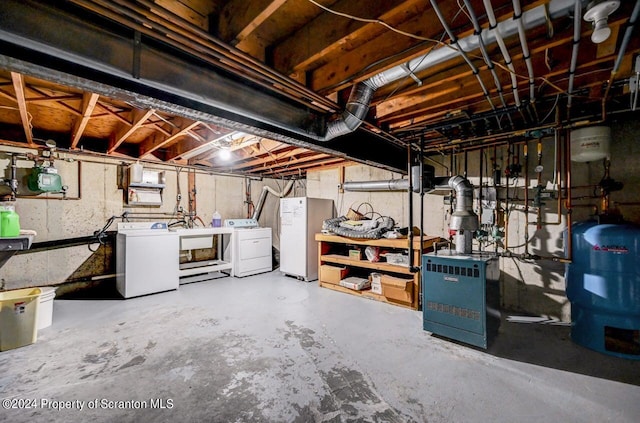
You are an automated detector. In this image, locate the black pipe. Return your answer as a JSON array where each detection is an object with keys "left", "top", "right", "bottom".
[
  {"left": 464, "top": 150, "right": 468, "bottom": 178},
  {"left": 17, "top": 232, "right": 116, "bottom": 254},
  {"left": 408, "top": 142, "right": 416, "bottom": 272},
  {"left": 419, "top": 134, "right": 425, "bottom": 307},
  {"left": 479, "top": 147, "right": 483, "bottom": 251},
  {"left": 9, "top": 153, "right": 18, "bottom": 200}
]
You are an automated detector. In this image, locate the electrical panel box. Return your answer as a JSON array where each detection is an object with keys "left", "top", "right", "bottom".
[{"left": 422, "top": 251, "right": 500, "bottom": 349}]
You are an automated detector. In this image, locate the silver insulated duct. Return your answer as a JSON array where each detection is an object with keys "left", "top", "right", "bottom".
[
  {"left": 447, "top": 175, "right": 478, "bottom": 254},
  {"left": 343, "top": 174, "right": 478, "bottom": 253},
  {"left": 319, "top": 0, "right": 575, "bottom": 141}
]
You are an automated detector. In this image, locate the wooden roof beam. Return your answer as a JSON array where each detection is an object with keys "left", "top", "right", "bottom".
[
  {"left": 70, "top": 92, "right": 99, "bottom": 149},
  {"left": 26, "top": 85, "right": 82, "bottom": 116},
  {"left": 10, "top": 72, "right": 35, "bottom": 147},
  {"left": 271, "top": 0, "right": 421, "bottom": 75},
  {"left": 257, "top": 152, "right": 332, "bottom": 172},
  {"left": 165, "top": 128, "right": 234, "bottom": 161},
  {"left": 306, "top": 1, "right": 548, "bottom": 94},
  {"left": 27, "top": 94, "right": 79, "bottom": 103},
  {"left": 108, "top": 108, "right": 156, "bottom": 154},
  {"left": 139, "top": 117, "right": 200, "bottom": 158},
  {"left": 218, "top": 0, "right": 288, "bottom": 46},
  {"left": 227, "top": 146, "right": 306, "bottom": 170},
  {"left": 0, "top": 88, "right": 17, "bottom": 103},
  {"left": 263, "top": 157, "right": 347, "bottom": 177},
  {"left": 96, "top": 101, "right": 132, "bottom": 126}
]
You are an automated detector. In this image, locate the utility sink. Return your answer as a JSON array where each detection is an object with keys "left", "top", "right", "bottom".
[{"left": 0, "top": 230, "right": 36, "bottom": 269}]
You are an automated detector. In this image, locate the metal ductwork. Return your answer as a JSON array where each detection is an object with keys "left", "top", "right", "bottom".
[
  {"left": 342, "top": 178, "right": 411, "bottom": 192},
  {"left": 447, "top": 175, "right": 478, "bottom": 254},
  {"left": 343, "top": 174, "right": 478, "bottom": 253},
  {"left": 325, "top": 82, "right": 376, "bottom": 139},
  {"left": 252, "top": 180, "right": 295, "bottom": 221},
  {"left": 320, "top": 0, "right": 576, "bottom": 141},
  {"left": 341, "top": 165, "right": 434, "bottom": 192}
]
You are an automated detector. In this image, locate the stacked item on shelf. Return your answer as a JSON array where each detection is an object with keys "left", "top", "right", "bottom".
[{"left": 339, "top": 276, "right": 371, "bottom": 291}]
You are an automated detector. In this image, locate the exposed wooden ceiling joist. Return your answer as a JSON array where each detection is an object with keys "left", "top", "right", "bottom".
[
  {"left": 108, "top": 108, "right": 156, "bottom": 154},
  {"left": 10, "top": 72, "right": 35, "bottom": 147},
  {"left": 71, "top": 92, "right": 99, "bottom": 149},
  {"left": 0, "top": 0, "right": 638, "bottom": 179}
]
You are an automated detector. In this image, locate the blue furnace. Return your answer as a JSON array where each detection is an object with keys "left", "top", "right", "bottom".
[{"left": 422, "top": 251, "right": 501, "bottom": 349}]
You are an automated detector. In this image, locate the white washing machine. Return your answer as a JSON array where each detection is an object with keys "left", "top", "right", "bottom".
[
  {"left": 224, "top": 219, "right": 272, "bottom": 277},
  {"left": 116, "top": 222, "right": 179, "bottom": 298}
]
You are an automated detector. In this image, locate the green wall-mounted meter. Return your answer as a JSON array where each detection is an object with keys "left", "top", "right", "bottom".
[{"left": 27, "top": 166, "right": 63, "bottom": 193}]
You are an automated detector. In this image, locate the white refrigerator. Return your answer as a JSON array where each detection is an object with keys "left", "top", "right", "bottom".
[{"left": 280, "top": 197, "right": 334, "bottom": 281}]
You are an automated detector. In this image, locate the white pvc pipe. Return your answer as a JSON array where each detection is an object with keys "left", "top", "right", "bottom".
[{"left": 568, "top": 0, "right": 582, "bottom": 110}]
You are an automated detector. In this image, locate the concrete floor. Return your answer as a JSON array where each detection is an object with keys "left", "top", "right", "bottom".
[{"left": 1, "top": 271, "right": 639, "bottom": 423}]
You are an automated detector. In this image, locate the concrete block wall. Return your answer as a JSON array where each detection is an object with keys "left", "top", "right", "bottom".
[
  {"left": 0, "top": 146, "right": 290, "bottom": 291},
  {"left": 307, "top": 119, "right": 640, "bottom": 321}
]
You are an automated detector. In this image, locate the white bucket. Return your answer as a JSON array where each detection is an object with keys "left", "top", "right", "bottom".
[{"left": 37, "top": 287, "right": 57, "bottom": 330}]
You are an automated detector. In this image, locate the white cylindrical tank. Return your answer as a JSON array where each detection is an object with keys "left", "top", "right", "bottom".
[{"left": 570, "top": 126, "right": 611, "bottom": 162}]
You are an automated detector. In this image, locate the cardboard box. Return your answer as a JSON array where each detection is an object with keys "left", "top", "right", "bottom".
[
  {"left": 320, "top": 264, "right": 348, "bottom": 285},
  {"left": 339, "top": 276, "right": 371, "bottom": 291},
  {"left": 348, "top": 249, "right": 362, "bottom": 260},
  {"left": 369, "top": 272, "right": 382, "bottom": 295},
  {"left": 381, "top": 274, "right": 414, "bottom": 304}
]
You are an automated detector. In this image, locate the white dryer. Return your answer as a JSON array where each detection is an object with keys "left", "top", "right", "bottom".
[{"left": 224, "top": 219, "right": 272, "bottom": 277}]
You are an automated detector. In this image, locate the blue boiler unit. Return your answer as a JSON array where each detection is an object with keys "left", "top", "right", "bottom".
[
  {"left": 422, "top": 251, "right": 501, "bottom": 349},
  {"left": 566, "top": 220, "right": 640, "bottom": 359}
]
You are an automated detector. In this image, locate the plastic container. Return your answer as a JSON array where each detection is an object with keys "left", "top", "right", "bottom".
[
  {"left": 570, "top": 126, "right": 611, "bottom": 162},
  {"left": 212, "top": 211, "right": 222, "bottom": 228},
  {"left": 37, "top": 287, "right": 57, "bottom": 330},
  {"left": 129, "top": 161, "right": 143, "bottom": 184},
  {"left": 0, "top": 288, "right": 41, "bottom": 351},
  {"left": 0, "top": 210, "right": 20, "bottom": 237}
]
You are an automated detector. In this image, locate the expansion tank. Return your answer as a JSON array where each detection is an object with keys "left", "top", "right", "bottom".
[{"left": 566, "top": 220, "right": 640, "bottom": 359}]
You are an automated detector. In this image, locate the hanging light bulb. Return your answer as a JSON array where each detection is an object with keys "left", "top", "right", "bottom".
[
  {"left": 219, "top": 148, "right": 231, "bottom": 161},
  {"left": 584, "top": 0, "right": 621, "bottom": 44}
]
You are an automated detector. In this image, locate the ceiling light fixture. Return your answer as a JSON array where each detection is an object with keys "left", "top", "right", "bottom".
[
  {"left": 584, "top": 0, "right": 621, "bottom": 44},
  {"left": 218, "top": 148, "right": 231, "bottom": 161}
]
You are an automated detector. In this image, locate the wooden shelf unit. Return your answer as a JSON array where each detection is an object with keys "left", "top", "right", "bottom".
[{"left": 315, "top": 233, "right": 441, "bottom": 310}]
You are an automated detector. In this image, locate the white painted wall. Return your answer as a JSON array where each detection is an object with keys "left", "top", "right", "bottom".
[{"left": 306, "top": 120, "right": 640, "bottom": 321}]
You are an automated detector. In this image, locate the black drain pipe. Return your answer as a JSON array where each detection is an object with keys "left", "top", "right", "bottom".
[
  {"left": 408, "top": 142, "right": 416, "bottom": 272},
  {"left": 419, "top": 135, "right": 426, "bottom": 306}
]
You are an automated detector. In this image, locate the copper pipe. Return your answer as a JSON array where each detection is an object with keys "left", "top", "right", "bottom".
[{"left": 601, "top": 159, "right": 611, "bottom": 213}]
